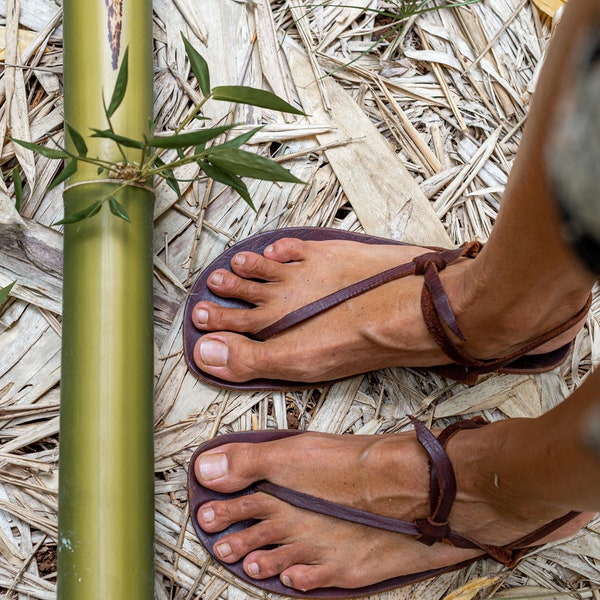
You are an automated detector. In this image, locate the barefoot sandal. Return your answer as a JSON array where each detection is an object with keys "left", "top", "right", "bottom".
[
  {"left": 188, "top": 421, "right": 581, "bottom": 598},
  {"left": 183, "top": 227, "right": 590, "bottom": 390}
]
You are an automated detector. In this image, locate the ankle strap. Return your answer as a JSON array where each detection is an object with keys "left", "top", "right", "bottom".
[{"left": 410, "top": 416, "right": 487, "bottom": 546}]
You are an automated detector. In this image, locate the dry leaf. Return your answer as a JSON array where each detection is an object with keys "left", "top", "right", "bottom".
[
  {"left": 531, "top": 0, "right": 566, "bottom": 18},
  {"left": 0, "top": 26, "right": 42, "bottom": 59},
  {"left": 494, "top": 585, "right": 578, "bottom": 599},
  {"left": 443, "top": 576, "right": 500, "bottom": 600}
]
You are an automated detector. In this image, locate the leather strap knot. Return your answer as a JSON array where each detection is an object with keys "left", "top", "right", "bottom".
[
  {"left": 413, "top": 251, "right": 447, "bottom": 275},
  {"left": 414, "top": 517, "right": 450, "bottom": 546}
]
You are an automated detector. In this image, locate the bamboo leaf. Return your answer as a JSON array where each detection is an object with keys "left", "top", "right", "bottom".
[
  {"left": 217, "top": 126, "right": 264, "bottom": 149},
  {"left": 212, "top": 86, "right": 306, "bottom": 115},
  {"left": 66, "top": 123, "right": 88, "bottom": 157},
  {"left": 108, "top": 197, "right": 131, "bottom": 222},
  {"left": 54, "top": 200, "right": 103, "bottom": 226},
  {"left": 198, "top": 159, "right": 255, "bottom": 210},
  {"left": 207, "top": 147, "right": 305, "bottom": 184},
  {"left": 181, "top": 34, "right": 210, "bottom": 96},
  {"left": 147, "top": 124, "right": 235, "bottom": 148},
  {"left": 12, "top": 167, "right": 22, "bottom": 212},
  {"left": 0, "top": 282, "right": 15, "bottom": 308},
  {"left": 90, "top": 129, "right": 144, "bottom": 149},
  {"left": 107, "top": 47, "right": 129, "bottom": 118},
  {"left": 154, "top": 156, "right": 182, "bottom": 199},
  {"left": 9, "top": 137, "right": 70, "bottom": 159},
  {"left": 48, "top": 159, "right": 78, "bottom": 191}
]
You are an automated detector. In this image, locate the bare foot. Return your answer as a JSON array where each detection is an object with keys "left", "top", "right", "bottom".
[
  {"left": 192, "top": 421, "right": 591, "bottom": 593},
  {"left": 191, "top": 235, "right": 589, "bottom": 384}
]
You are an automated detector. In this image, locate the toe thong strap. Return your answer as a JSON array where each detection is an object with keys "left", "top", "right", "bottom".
[{"left": 254, "top": 241, "right": 482, "bottom": 341}]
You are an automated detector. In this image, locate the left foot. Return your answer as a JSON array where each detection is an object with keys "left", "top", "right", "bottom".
[{"left": 192, "top": 423, "right": 590, "bottom": 593}]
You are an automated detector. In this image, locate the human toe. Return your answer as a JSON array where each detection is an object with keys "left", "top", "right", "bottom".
[
  {"left": 280, "top": 564, "right": 336, "bottom": 592},
  {"left": 192, "top": 300, "right": 272, "bottom": 333},
  {"left": 193, "top": 332, "right": 292, "bottom": 382},
  {"left": 197, "top": 493, "right": 280, "bottom": 532},
  {"left": 230, "top": 251, "right": 287, "bottom": 281},
  {"left": 206, "top": 269, "right": 268, "bottom": 302},
  {"left": 212, "top": 519, "right": 289, "bottom": 564},
  {"left": 194, "top": 441, "right": 269, "bottom": 491},
  {"left": 243, "top": 544, "right": 306, "bottom": 581},
  {"left": 263, "top": 237, "right": 309, "bottom": 263},
  {"left": 193, "top": 334, "right": 253, "bottom": 381}
]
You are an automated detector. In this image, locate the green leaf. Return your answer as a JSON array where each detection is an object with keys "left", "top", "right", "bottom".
[
  {"left": 153, "top": 156, "right": 182, "bottom": 199},
  {"left": 181, "top": 33, "right": 210, "bottom": 96},
  {"left": 108, "top": 197, "right": 131, "bottom": 222},
  {"left": 90, "top": 129, "right": 144, "bottom": 149},
  {"left": 198, "top": 160, "right": 255, "bottom": 210},
  {"left": 107, "top": 47, "right": 129, "bottom": 118},
  {"left": 159, "top": 173, "right": 182, "bottom": 199},
  {"left": 212, "top": 86, "right": 306, "bottom": 115},
  {"left": 48, "top": 159, "right": 78, "bottom": 191},
  {"left": 66, "top": 123, "right": 88, "bottom": 157},
  {"left": 0, "top": 282, "right": 15, "bottom": 308},
  {"left": 54, "top": 200, "right": 103, "bottom": 226},
  {"left": 217, "top": 126, "right": 264, "bottom": 150},
  {"left": 146, "top": 124, "right": 235, "bottom": 148},
  {"left": 206, "top": 147, "right": 305, "bottom": 184},
  {"left": 12, "top": 167, "right": 22, "bottom": 212},
  {"left": 9, "top": 138, "right": 70, "bottom": 159}
]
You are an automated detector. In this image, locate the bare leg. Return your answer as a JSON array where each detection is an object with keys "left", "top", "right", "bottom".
[
  {"left": 190, "top": 0, "right": 595, "bottom": 385},
  {"left": 190, "top": 0, "right": 600, "bottom": 593}
]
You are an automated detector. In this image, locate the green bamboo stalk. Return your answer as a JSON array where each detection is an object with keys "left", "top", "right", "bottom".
[{"left": 58, "top": 1, "right": 154, "bottom": 598}]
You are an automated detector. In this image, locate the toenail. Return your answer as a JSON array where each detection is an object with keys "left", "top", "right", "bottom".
[
  {"left": 264, "top": 244, "right": 274, "bottom": 255},
  {"left": 198, "top": 452, "right": 228, "bottom": 480},
  {"left": 200, "top": 339, "right": 228, "bottom": 366},
  {"left": 281, "top": 574, "right": 293, "bottom": 588},
  {"left": 215, "top": 542, "right": 232, "bottom": 558},
  {"left": 210, "top": 272, "right": 224, "bottom": 286},
  {"left": 247, "top": 562, "right": 259, "bottom": 577},
  {"left": 200, "top": 505, "right": 215, "bottom": 524},
  {"left": 233, "top": 253, "right": 246, "bottom": 265},
  {"left": 195, "top": 308, "right": 208, "bottom": 325}
]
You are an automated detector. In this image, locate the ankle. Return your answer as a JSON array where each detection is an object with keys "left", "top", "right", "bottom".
[
  {"left": 444, "top": 258, "right": 590, "bottom": 359},
  {"left": 446, "top": 420, "right": 568, "bottom": 541}
]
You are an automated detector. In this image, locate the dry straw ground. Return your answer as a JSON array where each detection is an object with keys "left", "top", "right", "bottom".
[{"left": 1, "top": 0, "right": 600, "bottom": 598}]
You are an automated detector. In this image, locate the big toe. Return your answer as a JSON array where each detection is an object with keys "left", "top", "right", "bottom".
[
  {"left": 193, "top": 332, "right": 279, "bottom": 383},
  {"left": 194, "top": 441, "right": 268, "bottom": 492}
]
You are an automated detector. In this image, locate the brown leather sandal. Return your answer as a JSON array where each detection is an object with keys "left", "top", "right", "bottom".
[
  {"left": 188, "top": 421, "right": 581, "bottom": 598},
  {"left": 183, "top": 227, "right": 590, "bottom": 390}
]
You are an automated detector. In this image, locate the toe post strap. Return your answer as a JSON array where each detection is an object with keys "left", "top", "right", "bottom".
[{"left": 254, "top": 240, "right": 483, "bottom": 342}]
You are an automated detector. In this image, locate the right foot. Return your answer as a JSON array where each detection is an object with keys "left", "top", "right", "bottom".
[{"left": 191, "top": 236, "right": 590, "bottom": 384}]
